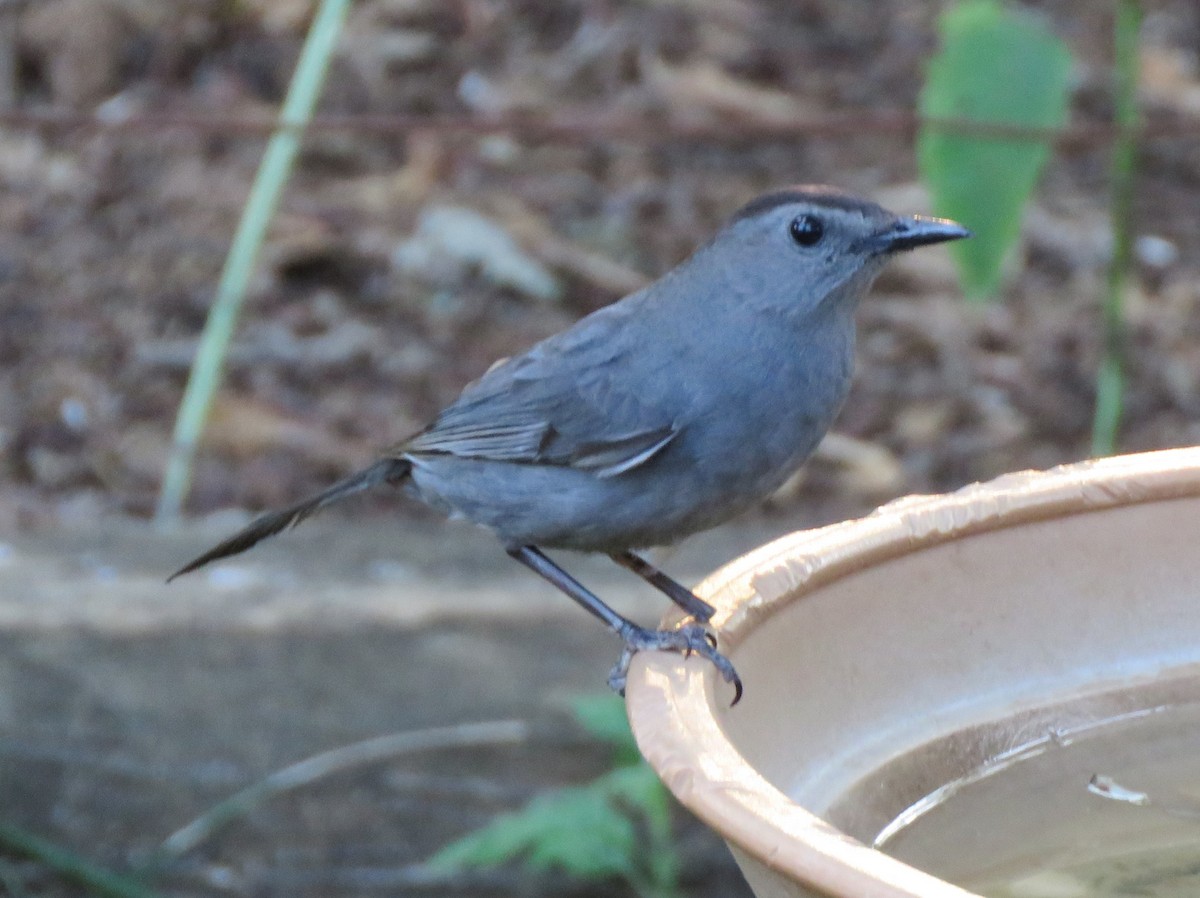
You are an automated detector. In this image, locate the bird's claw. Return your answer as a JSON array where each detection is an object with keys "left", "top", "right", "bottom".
[{"left": 608, "top": 622, "right": 742, "bottom": 706}]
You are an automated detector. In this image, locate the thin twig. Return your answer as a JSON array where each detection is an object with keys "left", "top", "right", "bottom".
[{"left": 150, "top": 719, "right": 530, "bottom": 864}]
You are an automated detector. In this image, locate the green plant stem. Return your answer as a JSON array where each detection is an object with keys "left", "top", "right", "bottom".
[
  {"left": 155, "top": 0, "right": 352, "bottom": 522},
  {"left": 0, "top": 821, "right": 160, "bottom": 898},
  {"left": 636, "top": 766, "right": 682, "bottom": 898},
  {"left": 1091, "top": 0, "right": 1140, "bottom": 456}
]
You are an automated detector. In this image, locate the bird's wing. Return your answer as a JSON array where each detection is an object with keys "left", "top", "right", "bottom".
[
  {"left": 402, "top": 301, "right": 679, "bottom": 478},
  {"left": 405, "top": 414, "right": 677, "bottom": 478}
]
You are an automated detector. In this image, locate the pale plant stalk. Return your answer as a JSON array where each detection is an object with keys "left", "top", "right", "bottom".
[{"left": 156, "top": 0, "right": 352, "bottom": 521}]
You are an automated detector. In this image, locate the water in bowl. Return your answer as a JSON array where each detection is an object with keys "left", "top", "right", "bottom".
[{"left": 857, "top": 679, "right": 1200, "bottom": 897}]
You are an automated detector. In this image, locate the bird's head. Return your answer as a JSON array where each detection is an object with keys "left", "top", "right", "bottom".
[{"left": 708, "top": 185, "right": 970, "bottom": 315}]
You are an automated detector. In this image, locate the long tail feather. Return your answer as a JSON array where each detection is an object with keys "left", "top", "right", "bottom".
[{"left": 168, "top": 457, "right": 409, "bottom": 581}]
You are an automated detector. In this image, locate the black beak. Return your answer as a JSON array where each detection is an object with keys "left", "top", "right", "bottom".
[{"left": 874, "top": 215, "right": 971, "bottom": 254}]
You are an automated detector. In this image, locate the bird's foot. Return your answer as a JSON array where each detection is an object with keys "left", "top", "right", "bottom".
[{"left": 608, "top": 622, "right": 742, "bottom": 705}]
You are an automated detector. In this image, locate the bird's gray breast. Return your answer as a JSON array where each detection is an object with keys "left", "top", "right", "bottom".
[{"left": 647, "top": 302, "right": 857, "bottom": 528}]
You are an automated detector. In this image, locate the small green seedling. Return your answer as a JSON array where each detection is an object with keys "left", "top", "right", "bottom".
[{"left": 430, "top": 695, "right": 681, "bottom": 898}]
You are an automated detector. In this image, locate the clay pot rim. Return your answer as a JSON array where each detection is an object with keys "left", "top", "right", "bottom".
[{"left": 624, "top": 446, "right": 1200, "bottom": 898}]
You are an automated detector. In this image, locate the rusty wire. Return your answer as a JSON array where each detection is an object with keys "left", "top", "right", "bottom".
[{"left": 0, "top": 106, "right": 1197, "bottom": 149}]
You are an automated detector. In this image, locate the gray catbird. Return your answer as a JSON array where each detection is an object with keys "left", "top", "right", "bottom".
[{"left": 171, "top": 185, "right": 969, "bottom": 703}]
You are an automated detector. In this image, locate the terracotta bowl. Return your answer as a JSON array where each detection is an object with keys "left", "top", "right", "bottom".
[{"left": 626, "top": 448, "right": 1200, "bottom": 898}]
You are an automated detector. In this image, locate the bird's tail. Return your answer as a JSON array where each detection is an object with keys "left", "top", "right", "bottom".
[{"left": 168, "top": 457, "right": 411, "bottom": 581}]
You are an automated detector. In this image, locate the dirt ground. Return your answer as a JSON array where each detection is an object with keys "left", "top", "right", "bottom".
[
  {"left": 1, "top": 515, "right": 779, "bottom": 897},
  {"left": 2, "top": 0, "right": 1200, "bottom": 895}
]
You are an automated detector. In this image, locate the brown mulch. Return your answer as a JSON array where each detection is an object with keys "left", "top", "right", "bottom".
[{"left": 1, "top": 0, "right": 1199, "bottom": 533}]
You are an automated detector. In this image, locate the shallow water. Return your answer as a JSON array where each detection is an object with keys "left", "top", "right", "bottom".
[
  {"left": 863, "top": 682, "right": 1200, "bottom": 897},
  {"left": 981, "top": 842, "right": 1200, "bottom": 898}
]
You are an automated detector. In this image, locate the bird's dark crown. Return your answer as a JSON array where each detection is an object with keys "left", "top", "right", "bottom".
[{"left": 731, "top": 185, "right": 884, "bottom": 224}]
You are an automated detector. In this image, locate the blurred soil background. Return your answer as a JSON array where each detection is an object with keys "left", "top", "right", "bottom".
[{"left": 1, "top": 0, "right": 1199, "bottom": 896}]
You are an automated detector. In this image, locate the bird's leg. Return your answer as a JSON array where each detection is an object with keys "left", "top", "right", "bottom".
[
  {"left": 609, "top": 550, "right": 715, "bottom": 622},
  {"left": 506, "top": 545, "right": 741, "bottom": 704}
]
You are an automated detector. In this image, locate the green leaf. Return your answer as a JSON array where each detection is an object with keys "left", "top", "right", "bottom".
[
  {"left": 429, "top": 765, "right": 679, "bottom": 896},
  {"left": 430, "top": 696, "right": 682, "bottom": 896},
  {"left": 569, "top": 694, "right": 641, "bottom": 765},
  {"left": 0, "top": 821, "right": 161, "bottom": 898},
  {"left": 430, "top": 771, "right": 638, "bottom": 881},
  {"left": 918, "top": 0, "right": 1072, "bottom": 299}
]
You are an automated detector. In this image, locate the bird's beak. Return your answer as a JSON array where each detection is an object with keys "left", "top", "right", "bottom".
[{"left": 873, "top": 215, "right": 972, "bottom": 254}]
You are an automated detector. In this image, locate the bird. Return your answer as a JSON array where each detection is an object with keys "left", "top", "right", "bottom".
[{"left": 170, "top": 185, "right": 970, "bottom": 704}]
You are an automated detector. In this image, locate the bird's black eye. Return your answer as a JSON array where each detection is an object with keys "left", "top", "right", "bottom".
[{"left": 789, "top": 214, "right": 824, "bottom": 247}]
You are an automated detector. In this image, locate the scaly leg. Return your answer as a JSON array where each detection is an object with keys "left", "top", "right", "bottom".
[
  {"left": 609, "top": 550, "right": 715, "bottom": 621},
  {"left": 506, "top": 545, "right": 741, "bottom": 704}
]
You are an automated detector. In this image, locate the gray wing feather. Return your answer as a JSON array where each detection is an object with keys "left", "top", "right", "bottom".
[
  {"left": 401, "top": 297, "right": 679, "bottom": 476},
  {"left": 564, "top": 426, "right": 677, "bottom": 477},
  {"left": 405, "top": 420, "right": 551, "bottom": 460}
]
